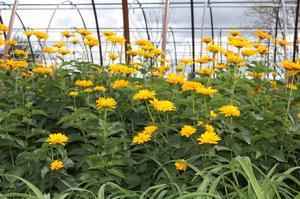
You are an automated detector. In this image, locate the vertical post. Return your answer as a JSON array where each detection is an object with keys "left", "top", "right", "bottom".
[
  {"left": 281, "top": 0, "right": 287, "bottom": 59},
  {"left": 208, "top": 0, "right": 214, "bottom": 43},
  {"left": 200, "top": 0, "right": 208, "bottom": 57},
  {"left": 91, "top": 0, "right": 103, "bottom": 65},
  {"left": 161, "top": 0, "right": 170, "bottom": 56},
  {"left": 122, "top": 0, "right": 131, "bottom": 64},
  {"left": 190, "top": 0, "right": 195, "bottom": 77},
  {"left": 293, "top": 0, "right": 300, "bottom": 62},
  {"left": 3, "top": 0, "right": 19, "bottom": 60}
]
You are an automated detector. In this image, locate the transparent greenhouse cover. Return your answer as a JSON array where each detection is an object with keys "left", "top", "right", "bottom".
[{"left": 0, "top": 0, "right": 298, "bottom": 64}]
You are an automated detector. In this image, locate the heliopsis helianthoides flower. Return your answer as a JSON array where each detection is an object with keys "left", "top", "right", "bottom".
[
  {"left": 180, "top": 58, "right": 194, "bottom": 65},
  {"left": 254, "top": 29, "right": 272, "bottom": 40},
  {"left": 197, "top": 131, "right": 221, "bottom": 145},
  {"left": 71, "top": 38, "right": 80, "bottom": 44},
  {"left": 206, "top": 44, "right": 223, "bottom": 54},
  {"left": 270, "top": 81, "right": 279, "bottom": 91},
  {"left": 197, "top": 120, "right": 204, "bottom": 126},
  {"left": 43, "top": 47, "right": 56, "bottom": 54},
  {"left": 205, "top": 124, "right": 215, "bottom": 133},
  {"left": 201, "top": 37, "right": 213, "bottom": 44},
  {"left": 47, "top": 133, "right": 69, "bottom": 145},
  {"left": 102, "top": 31, "right": 116, "bottom": 37},
  {"left": 110, "top": 79, "right": 130, "bottom": 89},
  {"left": 256, "top": 45, "right": 269, "bottom": 55},
  {"left": 166, "top": 73, "right": 186, "bottom": 84},
  {"left": 32, "top": 67, "right": 53, "bottom": 74},
  {"left": 198, "top": 68, "right": 215, "bottom": 75},
  {"left": 195, "top": 87, "right": 218, "bottom": 95},
  {"left": 157, "top": 58, "right": 170, "bottom": 64},
  {"left": 69, "top": 91, "right": 79, "bottom": 97},
  {"left": 133, "top": 89, "right": 156, "bottom": 101},
  {"left": 228, "top": 37, "right": 250, "bottom": 49},
  {"left": 61, "top": 31, "right": 75, "bottom": 38},
  {"left": 6, "top": 60, "right": 29, "bottom": 69},
  {"left": 150, "top": 99, "right": 176, "bottom": 112},
  {"left": 248, "top": 72, "right": 264, "bottom": 79},
  {"left": 76, "top": 28, "right": 92, "bottom": 36},
  {"left": 214, "top": 63, "right": 228, "bottom": 70},
  {"left": 181, "top": 81, "right": 203, "bottom": 91},
  {"left": 132, "top": 132, "right": 151, "bottom": 144},
  {"left": 50, "top": 160, "right": 64, "bottom": 171},
  {"left": 52, "top": 41, "right": 67, "bottom": 48},
  {"left": 143, "top": 125, "right": 158, "bottom": 136},
  {"left": 108, "top": 53, "right": 119, "bottom": 60},
  {"left": 226, "top": 54, "right": 245, "bottom": 66},
  {"left": 57, "top": 49, "right": 72, "bottom": 55},
  {"left": 277, "top": 39, "right": 290, "bottom": 46},
  {"left": 297, "top": 113, "right": 300, "bottom": 119},
  {"left": 210, "top": 110, "right": 217, "bottom": 119},
  {"left": 106, "top": 35, "right": 126, "bottom": 45},
  {"left": 96, "top": 97, "right": 117, "bottom": 109},
  {"left": 285, "top": 83, "right": 297, "bottom": 90},
  {"left": 23, "top": 30, "right": 35, "bottom": 37},
  {"left": 93, "top": 86, "right": 107, "bottom": 92},
  {"left": 219, "top": 105, "right": 241, "bottom": 117},
  {"left": 75, "top": 80, "right": 93, "bottom": 87},
  {"left": 5, "top": 40, "right": 18, "bottom": 46},
  {"left": 85, "top": 37, "right": 100, "bottom": 47},
  {"left": 194, "top": 56, "right": 210, "bottom": 64},
  {"left": 179, "top": 125, "right": 196, "bottom": 138},
  {"left": 176, "top": 65, "right": 185, "bottom": 72},
  {"left": 175, "top": 159, "right": 188, "bottom": 171},
  {"left": 109, "top": 64, "right": 138, "bottom": 75},
  {"left": 33, "top": 31, "right": 49, "bottom": 40},
  {"left": 84, "top": 88, "right": 94, "bottom": 93},
  {"left": 228, "top": 30, "right": 241, "bottom": 37},
  {"left": 280, "top": 60, "right": 300, "bottom": 71},
  {"left": 0, "top": 23, "right": 8, "bottom": 32},
  {"left": 241, "top": 49, "right": 257, "bottom": 57},
  {"left": 14, "top": 49, "right": 29, "bottom": 56}
]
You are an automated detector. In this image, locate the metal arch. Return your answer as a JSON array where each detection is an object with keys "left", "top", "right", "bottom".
[
  {"left": 280, "top": 0, "right": 288, "bottom": 59},
  {"left": 169, "top": 26, "right": 178, "bottom": 65},
  {"left": 91, "top": 0, "right": 103, "bottom": 65},
  {"left": 41, "top": 1, "right": 90, "bottom": 62},
  {"left": 0, "top": 2, "right": 35, "bottom": 62},
  {"left": 208, "top": 0, "right": 215, "bottom": 43},
  {"left": 292, "top": 0, "right": 299, "bottom": 61},
  {"left": 200, "top": 0, "right": 208, "bottom": 57},
  {"left": 190, "top": 0, "right": 195, "bottom": 77},
  {"left": 134, "top": 0, "right": 151, "bottom": 41}
]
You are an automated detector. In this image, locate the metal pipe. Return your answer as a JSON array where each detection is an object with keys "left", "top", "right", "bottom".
[
  {"left": 208, "top": 0, "right": 214, "bottom": 43},
  {"left": 135, "top": 0, "right": 151, "bottom": 41},
  {"left": 91, "top": 0, "right": 103, "bottom": 65},
  {"left": 169, "top": 27, "right": 178, "bottom": 66},
  {"left": 3, "top": 0, "right": 19, "bottom": 60},
  {"left": 162, "top": 0, "right": 170, "bottom": 56},
  {"left": 200, "top": 0, "right": 208, "bottom": 56},
  {"left": 292, "top": 0, "right": 300, "bottom": 62},
  {"left": 281, "top": 0, "right": 288, "bottom": 59},
  {"left": 122, "top": 0, "right": 131, "bottom": 64},
  {"left": 190, "top": 0, "right": 195, "bottom": 77}
]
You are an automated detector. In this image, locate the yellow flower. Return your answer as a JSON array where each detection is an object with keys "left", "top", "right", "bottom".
[
  {"left": 32, "top": 67, "right": 53, "bottom": 74},
  {"left": 248, "top": 72, "right": 264, "bottom": 79},
  {"left": 102, "top": 31, "right": 116, "bottom": 37},
  {"left": 150, "top": 99, "right": 176, "bottom": 112},
  {"left": 76, "top": 28, "right": 92, "bottom": 36},
  {"left": 176, "top": 65, "right": 185, "bottom": 71},
  {"left": 5, "top": 40, "right": 18, "bottom": 46},
  {"left": 61, "top": 31, "right": 74, "bottom": 38},
  {"left": 226, "top": 54, "right": 245, "bottom": 66},
  {"left": 241, "top": 49, "right": 257, "bottom": 57},
  {"left": 205, "top": 124, "right": 215, "bottom": 133},
  {"left": 43, "top": 47, "right": 56, "bottom": 54},
  {"left": 285, "top": 83, "right": 297, "bottom": 90},
  {"left": 166, "top": 73, "right": 185, "bottom": 84},
  {"left": 214, "top": 63, "right": 228, "bottom": 70},
  {"left": 195, "top": 87, "right": 218, "bottom": 95},
  {"left": 181, "top": 81, "right": 203, "bottom": 91},
  {"left": 71, "top": 38, "right": 80, "bottom": 44},
  {"left": 195, "top": 56, "right": 210, "bottom": 64},
  {"left": 228, "top": 37, "right": 250, "bottom": 49},
  {"left": 133, "top": 89, "right": 156, "bottom": 101},
  {"left": 197, "top": 120, "right": 204, "bottom": 126},
  {"left": 14, "top": 49, "right": 29, "bottom": 56},
  {"left": 93, "top": 86, "right": 107, "bottom": 92},
  {"left": 254, "top": 30, "right": 272, "bottom": 40},
  {"left": 219, "top": 105, "right": 241, "bottom": 117},
  {"left": 143, "top": 125, "right": 158, "bottom": 136},
  {"left": 199, "top": 68, "right": 215, "bottom": 75},
  {"left": 109, "top": 64, "right": 138, "bottom": 75},
  {"left": 23, "top": 30, "right": 35, "bottom": 37},
  {"left": 179, "top": 58, "right": 194, "bottom": 65},
  {"left": 52, "top": 42, "right": 67, "bottom": 48},
  {"left": 210, "top": 110, "right": 217, "bottom": 119},
  {"left": 297, "top": 113, "right": 300, "bottom": 119},
  {"left": 0, "top": 23, "right": 8, "bottom": 32},
  {"left": 201, "top": 37, "right": 213, "bottom": 43},
  {"left": 280, "top": 60, "right": 300, "bottom": 71},
  {"left": 108, "top": 53, "right": 119, "bottom": 60},
  {"left": 96, "top": 97, "right": 117, "bottom": 109},
  {"left": 132, "top": 132, "right": 151, "bottom": 144},
  {"left": 57, "top": 49, "right": 72, "bottom": 55},
  {"left": 175, "top": 159, "right": 188, "bottom": 171},
  {"left": 110, "top": 79, "right": 130, "bottom": 89},
  {"left": 75, "top": 80, "right": 93, "bottom": 87},
  {"left": 33, "top": 31, "right": 49, "bottom": 40},
  {"left": 198, "top": 131, "right": 221, "bottom": 145},
  {"left": 50, "top": 160, "right": 64, "bottom": 171},
  {"left": 179, "top": 125, "right": 196, "bottom": 138},
  {"left": 84, "top": 88, "right": 94, "bottom": 93},
  {"left": 206, "top": 44, "right": 223, "bottom": 53},
  {"left": 47, "top": 133, "right": 69, "bottom": 145},
  {"left": 228, "top": 30, "right": 241, "bottom": 37},
  {"left": 257, "top": 45, "right": 269, "bottom": 55},
  {"left": 85, "top": 38, "right": 99, "bottom": 47},
  {"left": 69, "top": 91, "right": 79, "bottom": 97}
]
